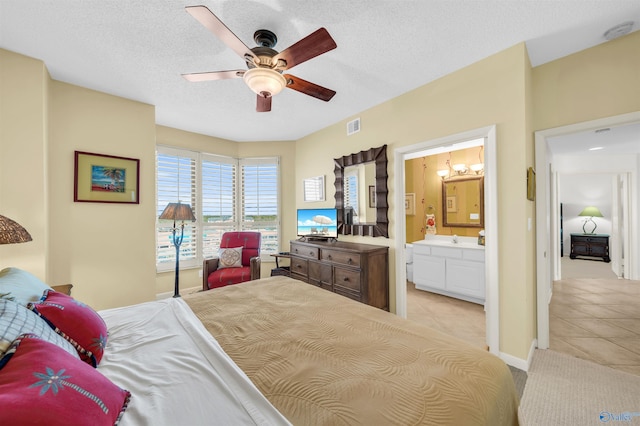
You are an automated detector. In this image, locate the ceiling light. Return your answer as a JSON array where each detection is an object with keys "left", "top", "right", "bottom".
[
  {"left": 243, "top": 68, "right": 286, "bottom": 97},
  {"left": 603, "top": 21, "right": 634, "bottom": 41},
  {"left": 589, "top": 147, "right": 604, "bottom": 151}
]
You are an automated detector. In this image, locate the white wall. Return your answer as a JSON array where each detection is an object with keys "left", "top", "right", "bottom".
[{"left": 559, "top": 173, "right": 613, "bottom": 250}]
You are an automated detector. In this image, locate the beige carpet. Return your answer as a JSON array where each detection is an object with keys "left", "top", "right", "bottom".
[{"left": 520, "top": 349, "right": 640, "bottom": 425}]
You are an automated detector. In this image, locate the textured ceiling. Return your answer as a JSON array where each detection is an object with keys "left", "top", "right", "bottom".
[{"left": 1, "top": 1, "right": 639, "bottom": 142}]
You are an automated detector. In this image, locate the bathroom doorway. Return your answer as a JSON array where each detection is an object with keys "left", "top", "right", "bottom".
[{"left": 394, "top": 125, "right": 500, "bottom": 355}]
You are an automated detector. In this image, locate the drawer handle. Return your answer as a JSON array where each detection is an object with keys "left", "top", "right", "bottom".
[
  {"left": 309, "top": 251, "right": 314, "bottom": 255},
  {"left": 347, "top": 258, "right": 353, "bottom": 264},
  {"left": 343, "top": 277, "right": 350, "bottom": 282},
  {"left": 327, "top": 255, "right": 332, "bottom": 260}
]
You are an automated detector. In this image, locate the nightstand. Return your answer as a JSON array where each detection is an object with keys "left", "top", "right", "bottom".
[{"left": 569, "top": 233, "right": 610, "bottom": 263}]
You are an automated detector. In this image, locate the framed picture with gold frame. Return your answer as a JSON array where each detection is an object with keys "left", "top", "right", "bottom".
[
  {"left": 527, "top": 167, "right": 536, "bottom": 201},
  {"left": 74, "top": 151, "right": 140, "bottom": 204}
]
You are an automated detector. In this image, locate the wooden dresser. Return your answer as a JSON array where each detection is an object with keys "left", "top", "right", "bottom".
[
  {"left": 569, "top": 233, "right": 610, "bottom": 263},
  {"left": 289, "top": 239, "right": 389, "bottom": 311}
]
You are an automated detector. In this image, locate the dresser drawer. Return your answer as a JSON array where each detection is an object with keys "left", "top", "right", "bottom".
[
  {"left": 333, "top": 267, "right": 361, "bottom": 292},
  {"left": 321, "top": 249, "right": 361, "bottom": 268},
  {"left": 291, "top": 243, "right": 319, "bottom": 260},
  {"left": 290, "top": 257, "right": 308, "bottom": 276}
]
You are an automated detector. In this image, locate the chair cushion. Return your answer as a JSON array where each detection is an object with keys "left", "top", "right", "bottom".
[
  {"left": 217, "top": 247, "right": 243, "bottom": 269},
  {"left": 220, "top": 232, "right": 260, "bottom": 266},
  {"left": 207, "top": 266, "right": 252, "bottom": 289}
]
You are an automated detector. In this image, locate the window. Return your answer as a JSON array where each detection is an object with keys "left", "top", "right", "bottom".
[{"left": 156, "top": 146, "right": 279, "bottom": 272}]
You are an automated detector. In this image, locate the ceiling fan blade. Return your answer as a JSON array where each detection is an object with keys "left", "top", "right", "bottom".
[
  {"left": 284, "top": 74, "right": 336, "bottom": 102},
  {"left": 256, "top": 93, "right": 272, "bottom": 112},
  {"left": 185, "top": 5, "right": 255, "bottom": 62},
  {"left": 273, "top": 28, "right": 337, "bottom": 70},
  {"left": 182, "top": 70, "right": 245, "bottom": 82}
]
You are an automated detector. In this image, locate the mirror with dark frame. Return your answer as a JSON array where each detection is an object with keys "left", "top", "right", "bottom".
[
  {"left": 441, "top": 176, "right": 484, "bottom": 228},
  {"left": 334, "top": 145, "right": 388, "bottom": 237}
]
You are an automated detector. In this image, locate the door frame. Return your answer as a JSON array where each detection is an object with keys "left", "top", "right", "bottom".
[
  {"left": 394, "top": 125, "right": 499, "bottom": 355},
  {"left": 535, "top": 112, "right": 640, "bottom": 349}
]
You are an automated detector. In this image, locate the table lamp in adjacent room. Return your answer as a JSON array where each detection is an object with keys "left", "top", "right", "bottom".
[
  {"left": 159, "top": 202, "right": 196, "bottom": 298},
  {"left": 0, "top": 215, "right": 32, "bottom": 245},
  {"left": 578, "top": 206, "right": 603, "bottom": 235}
]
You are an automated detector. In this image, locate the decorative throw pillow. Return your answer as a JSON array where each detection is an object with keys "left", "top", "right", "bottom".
[
  {"left": 0, "top": 299, "right": 79, "bottom": 359},
  {"left": 0, "top": 267, "right": 52, "bottom": 306},
  {"left": 218, "top": 247, "right": 243, "bottom": 269},
  {"left": 28, "top": 290, "right": 108, "bottom": 367},
  {"left": 0, "top": 334, "right": 130, "bottom": 426}
]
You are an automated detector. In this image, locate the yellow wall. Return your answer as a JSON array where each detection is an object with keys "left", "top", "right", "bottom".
[
  {"left": 47, "top": 81, "right": 157, "bottom": 310},
  {"left": 405, "top": 147, "right": 485, "bottom": 243},
  {"left": 533, "top": 30, "right": 640, "bottom": 130},
  {"left": 0, "top": 49, "right": 49, "bottom": 277}
]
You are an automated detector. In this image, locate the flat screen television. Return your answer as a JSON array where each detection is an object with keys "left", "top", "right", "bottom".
[{"left": 297, "top": 208, "right": 338, "bottom": 239}]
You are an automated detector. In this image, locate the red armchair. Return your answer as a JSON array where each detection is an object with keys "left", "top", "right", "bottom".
[{"left": 202, "top": 231, "right": 261, "bottom": 290}]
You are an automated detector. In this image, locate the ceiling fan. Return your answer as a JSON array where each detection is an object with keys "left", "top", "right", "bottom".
[{"left": 182, "top": 5, "right": 337, "bottom": 112}]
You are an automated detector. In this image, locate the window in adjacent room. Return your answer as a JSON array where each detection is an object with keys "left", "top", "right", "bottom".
[{"left": 156, "top": 146, "right": 280, "bottom": 272}]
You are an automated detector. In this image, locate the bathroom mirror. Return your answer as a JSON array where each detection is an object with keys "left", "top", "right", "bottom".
[
  {"left": 442, "top": 176, "right": 484, "bottom": 228},
  {"left": 334, "top": 145, "right": 388, "bottom": 237}
]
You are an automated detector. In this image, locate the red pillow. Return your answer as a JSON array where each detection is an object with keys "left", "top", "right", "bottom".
[
  {"left": 28, "top": 290, "right": 107, "bottom": 367},
  {"left": 0, "top": 334, "right": 130, "bottom": 426}
]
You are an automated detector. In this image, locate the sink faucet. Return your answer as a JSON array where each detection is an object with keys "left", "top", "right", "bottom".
[{"left": 452, "top": 235, "right": 458, "bottom": 244}]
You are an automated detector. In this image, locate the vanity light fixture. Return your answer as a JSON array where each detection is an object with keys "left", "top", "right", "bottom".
[{"left": 437, "top": 170, "right": 449, "bottom": 179}]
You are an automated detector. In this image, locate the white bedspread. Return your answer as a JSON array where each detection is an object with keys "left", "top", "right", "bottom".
[{"left": 98, "top": 297, "right": 291, "bottom": 426}]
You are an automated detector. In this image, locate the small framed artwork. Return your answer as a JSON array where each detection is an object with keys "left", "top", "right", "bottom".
[
  {"left": 446, "top": 196, "right": 457, "bottom": 213},
  {"left": 405, "top": 193, "right": 416, "bottom": 215},
  {"left": 369, "top": 185, "right": 376, "bottom": 208},
  {"left": 303, "top": 175, "right": 325, "bottom": 202},
  {"left": 74, "top": 151, "right": 140, "bottom": 204},
  {"left": 527, "top": 167, "right": 536, "bottom": 201}
]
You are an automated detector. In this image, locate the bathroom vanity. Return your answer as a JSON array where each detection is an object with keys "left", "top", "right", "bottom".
[{"left": 412, "top": 236, "right": 485, "bottom": 305}]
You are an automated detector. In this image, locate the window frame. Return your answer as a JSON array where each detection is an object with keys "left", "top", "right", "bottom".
[{"left": 156, "top": 146, "right": 280, "bottom": 273}]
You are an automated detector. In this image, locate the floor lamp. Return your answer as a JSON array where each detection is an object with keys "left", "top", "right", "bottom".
[{"left": 159, "top": 202, "right": 196, "bottom": 298}]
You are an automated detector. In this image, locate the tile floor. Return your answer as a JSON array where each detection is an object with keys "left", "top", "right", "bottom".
[
  {"left": 406, "top": 257, "right": 640, "bottom": 376},
  {"left": 550, "top": 258, "right": 640, "bottom": 376}
]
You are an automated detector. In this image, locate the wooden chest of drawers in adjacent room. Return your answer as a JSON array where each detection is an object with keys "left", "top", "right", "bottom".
[{"left": 290, "top": 240, "right": 389, "bottom": 311}]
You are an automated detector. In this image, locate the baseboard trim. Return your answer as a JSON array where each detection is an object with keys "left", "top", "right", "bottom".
[{"left": 500, "top": 339, "right": 537, "bottom": 371}]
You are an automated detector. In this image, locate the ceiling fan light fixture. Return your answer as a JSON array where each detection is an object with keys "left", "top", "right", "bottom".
[{"left": 243, "top": 67, "right": 286, "bottom": 97}]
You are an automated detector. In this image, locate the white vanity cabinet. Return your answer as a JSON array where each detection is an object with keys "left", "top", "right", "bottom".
[{"left": 412, "top": 239, "right": 485, "bottom": 305}]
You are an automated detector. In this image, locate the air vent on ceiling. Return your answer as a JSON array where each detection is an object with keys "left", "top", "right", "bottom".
[{"left": 347, "top": 118, "right": 361, "bottom": 136}]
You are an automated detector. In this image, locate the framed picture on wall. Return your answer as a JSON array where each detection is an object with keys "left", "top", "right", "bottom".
[
  {"left": 74, "top": 151, "right": 140, "bottom": 204},
  {"left": 369, "top": 185, "right": 376, "bottom": 208},
  {"left": 405, "top": 193, "right": 416, "bottom": 215},
  {"left": 446, "top": 196, "right": 457, "bottom": 213},
  {"left": 527, "top": 167, "right": 536, "bottom": 201}
]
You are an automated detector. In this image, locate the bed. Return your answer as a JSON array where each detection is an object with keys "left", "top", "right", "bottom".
[
  {"left": 1, "top": 268, "right": 518, "bottom": 424},
  {"left": 97, "top": 275, "right": 519, "bottom": 425}
]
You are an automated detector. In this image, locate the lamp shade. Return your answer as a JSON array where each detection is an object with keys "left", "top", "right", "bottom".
[
  {"left": 159, "top": 202, "right": 196, "bottom": 222},
  {"left": 243, "top": 68, "right": 287, "bottom": 97},
  {"left": 0, "top": 215, "right": 32, "bottom": 245},
  {"left": 578, "top": 206, "right": 603, "bottom": 218}
]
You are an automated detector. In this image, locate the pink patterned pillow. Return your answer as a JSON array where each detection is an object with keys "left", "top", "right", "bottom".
[
  {"left": 0, "top": 334, "right": 130, "bottom": 425},
  {"left": 28, "top": 290, "right": 107, "bottom": 367}
]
